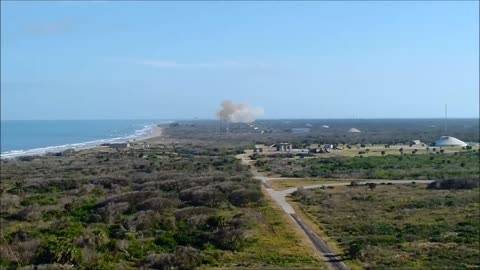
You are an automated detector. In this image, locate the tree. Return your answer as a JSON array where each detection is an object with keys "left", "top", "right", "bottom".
[
  {"left": 381, "top": 151, "right": 386, "bottom": 156},
  {"left": 348, "top": 241, "right": 362, "bottom": 259},
  {"left": 350, "top": 180, "right": 360, "bottom": 187},
  {"left": 228, "top": 189, "right": 262, "bottom": 207}
]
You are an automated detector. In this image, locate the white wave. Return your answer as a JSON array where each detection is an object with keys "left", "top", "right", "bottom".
[{"left": 1, "top": 122, "right": 167, "bottom": 159}]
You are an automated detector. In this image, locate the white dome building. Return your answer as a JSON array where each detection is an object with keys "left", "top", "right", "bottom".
[
  {"left": 347, "top": 128, "right": 361, "bottom": 133},
  {"left": 434, "top": 136, "right": 467, "bottom": 147}
]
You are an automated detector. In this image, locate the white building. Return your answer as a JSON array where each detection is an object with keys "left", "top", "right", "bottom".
[
  {"left": 347, "top": 128, "right": 361, "bottom": 133},
  {"left": 434, "top": 136, "right": 467, "bottom": 147}
]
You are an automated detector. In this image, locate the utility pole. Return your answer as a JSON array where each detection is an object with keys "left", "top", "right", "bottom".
[{"left": 444, "top": 104, "right": 448, "bottom": 134}]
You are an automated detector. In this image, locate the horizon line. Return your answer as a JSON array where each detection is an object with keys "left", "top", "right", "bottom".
[{"left": 2, "top": 117, "right": 479, "bottom": 121}]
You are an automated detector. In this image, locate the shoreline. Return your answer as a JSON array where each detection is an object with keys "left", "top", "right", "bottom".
[{"left": 1, "top": 124, "right": 166, "bottom": 159}]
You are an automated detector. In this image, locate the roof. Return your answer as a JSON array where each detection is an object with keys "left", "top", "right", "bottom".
[
  {"left": 435, "top": 136, "right": 467, "bottom": 147},
  {"left": 347, "top": 128, "right": 361, "bottom": 133}
]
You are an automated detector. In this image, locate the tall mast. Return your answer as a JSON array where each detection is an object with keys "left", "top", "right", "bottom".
[{"left": 444, "top": 104, "right": 448, "bottom": 134}]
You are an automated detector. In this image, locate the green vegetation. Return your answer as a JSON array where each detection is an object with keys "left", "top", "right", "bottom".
[
  {"left": 166, "top": 119, "right": 479, "bottom": 146},
  {"left": 0, "top": 142, "right": 323, "bottom": 269},
  {"left": 267, "top": 179, "right": 351, "bottom": 191},
  {"left": 257, "top": 151, "right": 480, "bottom": 180},
  {"left": 291, "top": 184, "right": 480, "bottom": 269},
  {"left": 1, "top": 120, "right": 479, "bottom": 269}
]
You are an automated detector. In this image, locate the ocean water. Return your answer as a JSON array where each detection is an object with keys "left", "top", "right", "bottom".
[{"left": 1, "top": 120, "right": 168, "bottom": 158}]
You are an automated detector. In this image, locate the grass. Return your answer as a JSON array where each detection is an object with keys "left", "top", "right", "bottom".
[
  {"left": 290, "top": 184, "right": 480, "bottom": 269},
  {"left": 267, "top": 179, "right": 351, "bottom": 191},
  {"left": 257, "top": 151, "right": 480, "bottom": 180},
  {"left": 215, "top": 194, "right": 326, "bottom": 269},
  {"left": 287, "top": 196, "right": 363, "bottom": 270},
  {"left": 0, "top": 142, "right": 326, "bottom": 270}
]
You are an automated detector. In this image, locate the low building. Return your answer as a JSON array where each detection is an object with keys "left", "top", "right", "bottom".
[
  {"left": 254, "top": 144, "right": 265, "bottom": 153},
  {"left": 276, "top": 143, "right": 292, "bottom": 152},
  {"left": 408, "top": 140, "right": 422, "bottom": 145},
  {"left": 105, "top": 142, "right": 130, "bottom": 149}
]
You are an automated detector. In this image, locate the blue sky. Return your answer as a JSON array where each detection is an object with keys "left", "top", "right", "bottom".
[{"left": 1, "top": 1, "right": 478, "bottom": 120}]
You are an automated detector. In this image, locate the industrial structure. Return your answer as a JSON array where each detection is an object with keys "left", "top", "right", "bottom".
[
  {"left": 348, "top": 128, "right": 361, "bottom": 133},
  {"left": 276, "top": 143, "right": 292, "bottom": 152},
  {"left": 254, "top": 144, "right": 265, "bottom": 153},
  {"left": 434, "top": 136, "right": 467, "bottom": 147}
]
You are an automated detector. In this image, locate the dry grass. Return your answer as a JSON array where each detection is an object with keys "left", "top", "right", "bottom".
[
  {"left": 290, "top": 184, "right": 480, "bottom": 269},
  {"left": 267, "top": 179, "right": 351, "bottom": 191},
  {"left": 216, "top": 190, "right": 326, "bottom": 269}
]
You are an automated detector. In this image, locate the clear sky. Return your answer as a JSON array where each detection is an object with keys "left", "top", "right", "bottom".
[{"left": 1, "top": 1, "right": 478, "bottom": 120}]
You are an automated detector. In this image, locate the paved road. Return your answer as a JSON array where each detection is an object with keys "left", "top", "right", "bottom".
[
  {"left": 236, "top": 153, "right": 435, "bottom": 270},
  {"left": 238, "top": 154, "right": 349, "bottom": 270},
  {"left": 291, "top": 214, "right": 349, "bottom": 270}
]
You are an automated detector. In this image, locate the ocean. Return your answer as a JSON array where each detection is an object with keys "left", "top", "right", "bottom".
[{"left": 1, "top": 120, "right": 169, "bottom": 158}]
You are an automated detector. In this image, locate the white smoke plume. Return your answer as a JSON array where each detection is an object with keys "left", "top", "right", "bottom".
[{"left": 217, "top": 100, "right": 264, "bottom": 123}]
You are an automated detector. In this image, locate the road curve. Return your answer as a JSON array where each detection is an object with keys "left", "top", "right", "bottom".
[
  {"left": 237, "top": 153, "right": 435, "bottom": 270},
  {"left": 237, "top": 154, "right": 349, "bottom": 270}
]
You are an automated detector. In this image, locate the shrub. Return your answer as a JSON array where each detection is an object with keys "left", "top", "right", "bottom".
[
  {"left": 97, "top": 202, "right": 130, "bottom": 223},
  {"left": 174, "top": 246, "right": 203, "bottom": 270},
  {"left": 35, "top": 237, "right": 82, "bottom": 265},
  {"left": 0, "top": 194, "right": 20, "bottom": 215},
  {"left": 350, "top": 180, "right": 360, "bottom": 186},
  {"left": 135, "top": 197, "right": 179, "bottom": 212},
  {"left": 155, "top": 232, "right": 177, "bottom": 251},
  {"left": 21, "top": 195, "right": 57, "bottom": 206},
  {"left": 179, "top": 186, "right": 226, "bottom": 207},
  {"left": 348, "top": 240, "right": 363, "bottom": 259},
  {"left": 15, "top": 205, "right": 42, "bottom": 222},
  {"left": 427, "top": 179, "right": 479, "bottom": 190},
  {"left": 228, "top": 189, "right": 263, "bottom": 207}
]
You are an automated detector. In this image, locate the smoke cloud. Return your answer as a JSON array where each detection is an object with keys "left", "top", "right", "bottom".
[{"left": 217, "top": 100, "right": 264, "bottom": 123}]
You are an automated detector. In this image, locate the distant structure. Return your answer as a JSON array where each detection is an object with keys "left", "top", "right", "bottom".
[
  {"left": 104, "top": 142, "right": 131, "bottom": 149},
  {"left": 276, "top": 143, "right": 292, "bottom": 152},
  {"left": 254, "top": 144, "right": 265, "bottom": 153},
  {"left": 324, "top": 144, "right": 334, "bottom": 153},
  {"left": 291, "top": 128, "right": 310, "bottom": 133},
  {"left": 322, "top": 125, "right": 330, "bottom": 128},
  {"left": 409, "top": 140, "right": 422, "bottom": 145},
  {"left": 434, "top": 105, "right": 468, "bottom": 147},
  {"left": 308, "top": 144, "right": 321, "bottom": 153},
  {"left": 435, "top": 136, "right": 467, "bottom": 147},
  {"left": 347, "top": 128, "right": 361, "bottom": 133}
]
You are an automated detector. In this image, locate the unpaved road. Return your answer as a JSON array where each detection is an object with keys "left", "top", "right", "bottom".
[{"left": 237, "top": 153, "right": 434, "bottom": 270}]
